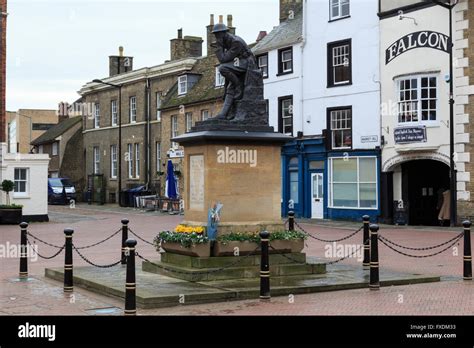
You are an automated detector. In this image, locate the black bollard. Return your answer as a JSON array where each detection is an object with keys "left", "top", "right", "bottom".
[
  {"left": 121, "top": 219, "right": 129, "bottom": 265},
  {"left": 369, "top": 224, "right": 380, "bottom": 290},
  {"left": 288, "top": 211, "right": 295, "bottom": 231},
  {"left": 63, "top": 228, "right": 74, "bottom": 293},
  {"left": 362, "top": 215, "right": 370, "bottom": 270},
  {"left": 19, "top": 222, "right": 29, "bottom": 279},
  {"left": 463, "top": 221, "right": 472, "bottom": 281},
  {"left": 259, "top": 230, "right": 270, "bottom": 300},
  {"left": 124, "top": 239, "right": 137, "bottom": 316}
]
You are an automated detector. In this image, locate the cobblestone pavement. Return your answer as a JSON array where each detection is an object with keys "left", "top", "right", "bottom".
[{"left": 0, "top": 204, "right": 472, "bottom": 315}]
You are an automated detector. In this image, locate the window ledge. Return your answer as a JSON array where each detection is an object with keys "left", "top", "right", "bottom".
[
  {"left": 13, "top": 195, "right": 30, "bottom": 199},
  {"left": 328, "top": 206, "right": 378, "bottom": 210},
  {"left": 328, "top": 15, "right": 351, "bottom": 23},
  {"left": 396, "top": 122, "right": 439, "bottom": 128},
  {"left": 327, "top": 82, "right": 352, "bottom": 88},
  {"left": 277, "top": 71, "right": 294, "bottom": 77}
]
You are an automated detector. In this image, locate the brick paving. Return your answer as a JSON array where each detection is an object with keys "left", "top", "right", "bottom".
[{"left": 0, "top": 203, "right": 472, "bottom": 315}]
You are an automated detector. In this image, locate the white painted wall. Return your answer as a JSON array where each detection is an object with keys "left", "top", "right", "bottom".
[
  {"left": 381, "top": 5, "right": 451, "bottom": 172},
  {"left": 1, "top": 143, "right": 50, "bottom": 217},
  {"left": 302, "top": 0, "right": 380, "bottom": 146},
  {"left": 264, "top": 43, "right": 303, "bottom": 134},
  {"left": 380, "top": 2, "right": 471, "bottom": 203}
]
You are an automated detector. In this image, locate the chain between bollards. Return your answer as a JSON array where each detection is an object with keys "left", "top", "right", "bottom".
[
  {"left": 288, "top": 211, "right": 295, "bottom": 232},
  {"left": 63, "top": 228, "right": 74, "bottom": 293},
  {"left": 124, "top": 239, "right": 137, "bottom": 316},
  {"left": 259, "top": 230, "right": 270, "bottom": 300},
  {"left": 463, "top": 221, "right": 472, "bottom": 281},
  {"left": 19, "top": 222, "right": 29, "bottom": 279},
  {"left": 369, "top": 224, "right": 380, "bottom": 290},
  {"left": 362, "top": 215, "right": 370, "bottom": 270},
  {"left": 121, "top": 219, "right": 129, "bottom": 265}
]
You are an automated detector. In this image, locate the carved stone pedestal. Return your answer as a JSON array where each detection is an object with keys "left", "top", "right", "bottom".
[{"left": 173, "top": 130, "right": 292, "bottom": 234}]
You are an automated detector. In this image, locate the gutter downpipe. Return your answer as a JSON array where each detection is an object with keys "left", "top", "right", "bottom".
[
  {"left": 145, "top": 74, "right": 151, "bottom": 191},
  {"left": 301, "top": 0, "right": 307, "bottom": 136}
]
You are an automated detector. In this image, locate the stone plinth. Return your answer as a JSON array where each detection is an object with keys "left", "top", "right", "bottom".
[{"left": 173, "top": 131, "right": 292, "bottom": 233}]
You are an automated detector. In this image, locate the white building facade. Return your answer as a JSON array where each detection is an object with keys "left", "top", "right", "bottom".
[
  {"left": 1, "top": 143, "right": 50, "bottom": 221},
  {"left": 379, "top": 0, "right": 471, "bottom": 225},
  {"left": 254, "top": 0, "right": 381, "bottom": 221}
]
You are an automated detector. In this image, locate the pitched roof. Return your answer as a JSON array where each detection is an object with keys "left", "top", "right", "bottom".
[
  {"left": 160, "top": 55, "right": 224, "bottom": 110},
  {"left": 252, "top": 11, "right": 303, "bottom": 55},
  {"left": 31, "top": 116, "right": 82, "bottom": 146}
]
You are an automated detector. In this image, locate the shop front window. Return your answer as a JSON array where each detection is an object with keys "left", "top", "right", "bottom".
[{"left": 329, "top": 157, "right": 377, "bottom": 209}]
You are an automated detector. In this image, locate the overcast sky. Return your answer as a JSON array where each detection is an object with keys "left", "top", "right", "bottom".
[{"left": 6, "top": 0, "right": 279, "bottom": 111}]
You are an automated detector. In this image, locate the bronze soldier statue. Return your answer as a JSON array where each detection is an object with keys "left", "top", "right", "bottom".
[{"left": 212, "top": 22, "right": 258, "bottom": 120}]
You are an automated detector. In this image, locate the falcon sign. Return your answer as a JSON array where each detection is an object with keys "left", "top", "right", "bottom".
[{"left": 386, "top": 31, "right": 450, "bottom": 64}]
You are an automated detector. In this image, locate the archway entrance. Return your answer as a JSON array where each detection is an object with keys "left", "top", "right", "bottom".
[{"left": 402, "top": 160, "right": 450, "bottom": 226}]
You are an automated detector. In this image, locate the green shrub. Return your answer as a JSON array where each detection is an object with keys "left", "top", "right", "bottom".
[
  {"left": 1, "top": 180, "right": 15, "bottom": 205},
  {"left": 217, "top": 230, "right": 307, "bottom": 245},
  {"left": 155, "top": 231, "right": 209, "bottom": 249}
]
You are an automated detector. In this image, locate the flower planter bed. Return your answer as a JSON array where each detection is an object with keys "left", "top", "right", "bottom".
[
  {"left": 212, "top": 239, "right": 304, "bottom": 256},
  {"left": 161, "top": 242, "right": 211, "bottom": 258},
  {"left": 0, "top": 208, "right": 22, "bottom": 225}
]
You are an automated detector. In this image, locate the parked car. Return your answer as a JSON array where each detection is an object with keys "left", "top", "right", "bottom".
[{"left": 48, "top": 178, "right": 76, "bottom": 205}]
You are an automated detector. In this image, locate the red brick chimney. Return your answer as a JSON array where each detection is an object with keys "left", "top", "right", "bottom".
[{"left": 0, "top": 0, "right": 7, "bottom": 143}]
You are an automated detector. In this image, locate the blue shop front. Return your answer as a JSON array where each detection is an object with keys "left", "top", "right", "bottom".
[{"left": 281, "top": 137, "right": 381, "bottom": 222}]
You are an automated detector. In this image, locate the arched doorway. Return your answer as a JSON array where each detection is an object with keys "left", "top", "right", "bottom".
[{"left": 401, "top": 160, "right": 450, "bottom": 226}]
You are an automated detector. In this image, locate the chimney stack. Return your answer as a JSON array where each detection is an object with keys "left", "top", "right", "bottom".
[
  {"left": 109, "top": 46, "right": 134, "bottom": 77},
  {"left": 170, "top": 29, "right": 203, "bottom": 61},
  {"left": 256, "top": 31, "right": 268, "bottom": 42},
  {"left": 280, "top": 0, "right": 303, "bottom": 23},
  {"left": 206, "top": 14, "right": 236, "bottom": 56},
  {"left": 206, "top": 14, "right": 216, "bottom": 56}
]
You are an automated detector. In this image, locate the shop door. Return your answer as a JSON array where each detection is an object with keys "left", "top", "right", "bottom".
[{"left": 311, "top": 173, "right": 324, "bottom": 219}]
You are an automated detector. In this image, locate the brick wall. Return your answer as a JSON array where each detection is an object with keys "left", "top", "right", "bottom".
[
  {"left": 82, "top": 75, "right": 177, "bottom": 202},
  {"left": 60, "top": 127, "right": 84, "bottom": 198},
  {"left": 457, "top": 0, "right": 474, "bottom": 221}
]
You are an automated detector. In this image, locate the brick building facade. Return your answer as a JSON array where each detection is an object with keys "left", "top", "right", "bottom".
[
  {"left": 458, "top": 0, "right": 474, "bottom": 221},
  {"left": 80, "top": 46, "right": 197, "bottom": 203},
  {"left": 31, "top": 116, "right": 83, "bottom": 188},
  {"left": 6, "top": 109, "right": 58, "bottom": 153}
]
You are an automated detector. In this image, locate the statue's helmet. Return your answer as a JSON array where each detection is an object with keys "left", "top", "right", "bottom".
[{"left": 212, "top": 23, "right": 229, "bottom": 34}]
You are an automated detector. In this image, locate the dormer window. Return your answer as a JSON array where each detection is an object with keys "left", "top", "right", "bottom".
[
  {"left": 178, "top": 75, "right": 188, "bottom": 95},
  {"left": 215, "top": 68, "right": 225, "bottom": 87}
]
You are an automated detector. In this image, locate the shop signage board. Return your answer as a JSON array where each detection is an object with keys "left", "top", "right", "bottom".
[{"left": 394, "top": 126, "right": 427, "bottom": 144}]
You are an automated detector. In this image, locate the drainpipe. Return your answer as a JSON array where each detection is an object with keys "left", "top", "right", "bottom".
[
  {"left": 144, "top": 77, "right": 151, "bottom": 190},
  {"left": 300, "top": 0, "right": 307, "bottom": 135}
]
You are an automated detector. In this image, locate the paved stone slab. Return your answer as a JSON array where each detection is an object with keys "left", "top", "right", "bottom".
[{"left": 45, "top": 263, "right": 440, "bottom": 309}]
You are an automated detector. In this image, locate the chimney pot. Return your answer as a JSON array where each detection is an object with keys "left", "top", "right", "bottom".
[
  {"left": 210, "top": 14, "right": 214, "bottom": 26},
  {"left": 219, "top": 15, "right": 224, "bottom": 24},
  {"left": 119, "top": 46, "right": 124, "bottom": 57},
  {"left": 227, "top": 14, "right": 233, "bottom": 27},
  {"left": 178, "top": 28, "right": 183, "bottom": 39}
]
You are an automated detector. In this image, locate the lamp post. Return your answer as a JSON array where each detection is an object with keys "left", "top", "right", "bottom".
[
  {"left": 432, "top": 0, "right": 458, "bottom": 226},
  {"left": 92, "top": 79, "right": 123, "bottom": 206}
]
